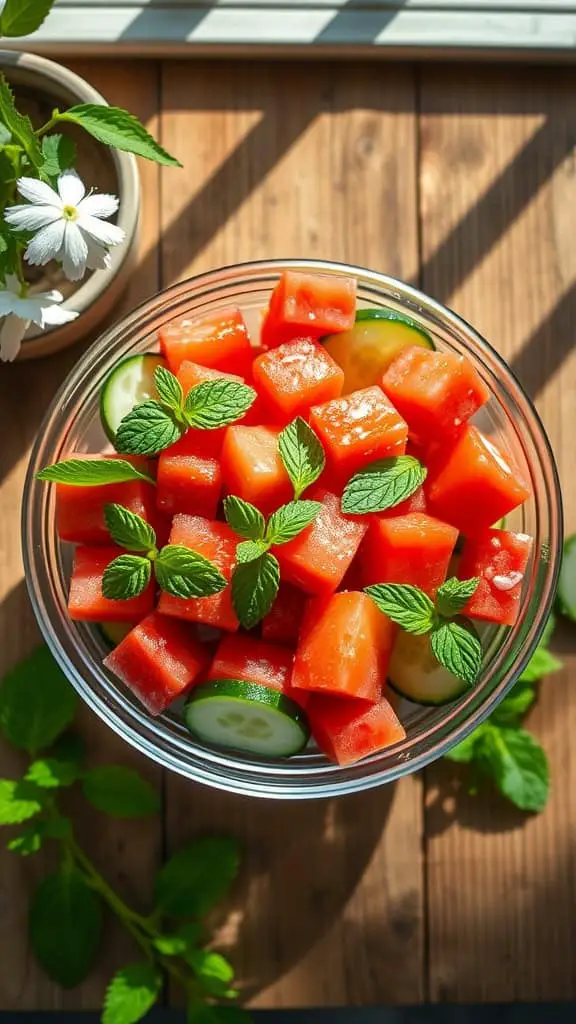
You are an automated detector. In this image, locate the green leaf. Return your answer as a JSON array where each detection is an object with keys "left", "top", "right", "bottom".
[
  {"left": 152, "top": 935, "right": 188, "bottom": 956},
  {"left": 176, "top": 921, "right": 205, "bottom": 946},
  {"left": 491, "top": 682, "right": 536, "bottom": 726},
  {"left": 341, "top": 455, "right": 427, "bottom": 516},
  {"left": 0, "top": 779, "right": 44, "bottom": 825},
  {"left": 43, "top": 815, "right": 73, "bottom": 840},
  {"left": 154, "top": 366, "right": 184, "bottom": 413},
  {"left": 435, "top": 576, "right": 480, "bottom": 619},
  {"left": 104, "top": 504, "right": 157, "bottom": 554},
  {"left": 0, "top": 74, "right": 42, "bottom": 165},
  {"left": 444, "top": 729, "right": 485, "bottom": 764},
  {"left": 102, "top": 962, "right": 162, "bottom": 1024},
  {"left": 59, "top": 104, "right": 182, "bottom": 167},
  {"left": 0, "top": 646, "right": 77, "bottom": 754},
  {"left": 29, "top": 867, "right": 103, "bottom": 988},
  {"left": 40, "top": 133, "right": 77, "bottom": 179},
  {"left": 231, "top": 552, "right": 280, "bottom": 629},
  {"left": 184, "top": 379, "right": 257, "bottom": 430},
  {"left": 0, "top": 0, "right": 54, "bottom": 36},
  {"left": 26, "top": 755, "right": 79, "bottom": 790},
  {"left": 236, "top": 539, "right": 268, "bottom": 564},
  {"left": 519, "top": 645, "right": 563, "bottom": 684},
  {"left": 223, "top": 496, "right": 265, "bottom": 541},
  {"left": 155, "top": 545, "right": 227, "bottom": 600},
  {"left": 482, "top": 726, "right": 550, "bottom": 812},
  {"left": 82, "top": 766, "right": 160, "bottom": 818},
  {"left": 102, "top": 554, "right": 151, "bottom": 601},
  {"left": 364, "top": 583, "right": 436, "bottom": 635},
  {"left": 188, "top": 949, "right": 235, "bottom": 998},
  {"left": 277, "top": 416, "right": 325, "bottom": 499},
  {"left": 36, "top": 457, "right": 154, "bottom": 486},
  {"left": 155, "top": 836, "right": 240, "bottom": 918},
  {"left": 115, "top": 400, "right": 183, "bottom": 457},
  {"left": 7, "top": 820, "right": 44, "bottom": 856},
  {"left": 266, "top": 500, "right": 322, "bottom": 546},
  {"left": 430, "top": 619, "right": 482, "bottom": 686}
]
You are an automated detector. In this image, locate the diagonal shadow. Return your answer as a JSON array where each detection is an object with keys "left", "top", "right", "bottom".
[
  {"left": 510, "top": 285, "right": 576, "bottom": 399},
  {"left": 315, "top": 0, "right": 405, "bottom": 44},
  {"left": 119, "top": 2, "right": 212, "bottom": 41}
]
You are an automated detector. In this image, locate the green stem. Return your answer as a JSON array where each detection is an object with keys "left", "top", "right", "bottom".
[
  {"left": 36, "top": 113, "right": 60, "bottom": 140},
  {"left": 14, "top": 250, "right": 27, "bottom": 293}
]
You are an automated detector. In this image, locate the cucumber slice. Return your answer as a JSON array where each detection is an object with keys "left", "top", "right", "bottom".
[
  {"left": 100, "top": 353, "right": 167, "bottom": 441},
  {"left": 98, "top": 622, "right": 134, "bottom": 648},
  {"left": 184, "top": 678, "right": 310, "bottom": 757},
  {"left": 323, "top": 308, "right": 435, "bottom": 393},
  {"left": 557, "top": 534, "right": 576, "bottom": 622},
  {"left": 388, "top": 630, "right": 470, "bottom": 706}
]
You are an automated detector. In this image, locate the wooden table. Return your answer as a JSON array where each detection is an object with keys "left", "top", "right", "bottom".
[{"left": 1, "top": 58, "right": 575, "bottom": 1011}]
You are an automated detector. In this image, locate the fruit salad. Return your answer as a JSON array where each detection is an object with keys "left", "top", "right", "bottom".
[{"left": 37, "top": 270, "right": 534, "bottom": 766}]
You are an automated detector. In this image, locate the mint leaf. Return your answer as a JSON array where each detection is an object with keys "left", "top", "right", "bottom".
[
  {"left": 430, "top": 619, "right": 482, "bottom": 686},
  {"left": 278, "top": 417, "right": 325, "bottom": 499},
  {"left": 155, "top": 545, "right": 227, "bottom": 600},
  {"left": 40, "top": 133, "right": 76, "bottom": 180},
  {"left": 236, "top": 539, "right": 268, "bottom": 563},
  {"left": 184, "top": 379, "right": 256, "bottom": 430},
  {"left": 102, "top": 962, "right": 162, "bottom": 1024},
  {"left": 223, "top": 496, "right": 265, "bottom": 541},
  {"left": 115, "top": 400, "right": 183, "bottom": 457},
  {"left": 188, "top": 949, "right": 235, "bottom": 998},
  {"left": 0, "top": 779, "right": 44, "bottom": 824},
  {"left": 26, "top": 755, "right": 79, "bottom": 789},
  {"left": 37, "top": 457, "right": 154, "bottom": 486},
  {"left": 444, "top": 729, "right": 484, "bottom": 764},
  {"left": 266, "top": 500, "right": 321, "bottom": 546},
  {"left": 152, "top": 935, "right": 188, "bottom": 956},
  {"left": 82, "top": 766, "right": 160, "bottom": 818},
  {"left": 341, "top": 455, "right": 427, "bottom": 515},
  {"left": 0, "top": 74, "right": 42, "bottom": 166},
  {"left": 102, "top": 554, "right": 151, "bottom": 601},
  {"left": 155, "top": 837, "right": 240, "bottom": 918},
  {"left": 60, "top": 105, "right": 182, "bottom": 167},
  {"left": 364, "top": 583, "right": 436, "bottom": 635},
  {"left": 7, "top": 820, "right": 44, "bottom": 856},
  {"left": 232, "top": 552, "right": 280, "bottom": 629},
  {"left": 0, "top": 647, "right": 77, "bottom": 754},
  {"left": 491, "top": 682, "right": 536, "bottom": 726},
  {"left": 29, "top": 868, "right": 103, "bottom": 988},
  {"left": 154, "top": 365, "right": 184, "bottom": 413},
  {"left": 104, "top": 503, "right": 157, "bottom": 554},
  {"left": 482, "top": 726, "right": 549, "bottom": 812},
  {"left": 519, "top": 645, "right": 562, "bottom": 683},
  {"left": 435, "top": 576, "right": 479, "bottom": 618},
  {"left": 0, "top": 0, "right": 54, "bottom": 36}
]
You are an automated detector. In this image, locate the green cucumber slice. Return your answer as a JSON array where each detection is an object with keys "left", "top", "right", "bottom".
[
  {"left": 184, "top": 678, "right": 310, "bottom": 757},
  {"left": 98, "top": 622, "right": 134, "bottom": 648},
  {"left": 323, "top": 308, "right": 435, "bottom": 393},
  {"left": 100, "top": 353, "right": 166, "bottom": 441},
  {"left": 557, "top": 534, "right": 576, "bottom": 622},
  {"left": 388, "top": 630, "right": 469, "bottom": 706}
]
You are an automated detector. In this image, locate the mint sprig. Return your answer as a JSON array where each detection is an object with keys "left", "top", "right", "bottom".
[
  {"left": 364, "top": 583, "right": 437, "bottom": 635},
  {"left": 102, "top": 554, "right": 152, "bottom": 601},
  {"left": 115, "top": 400, "right": 184, "bottom": 457},
  {"left": 222, "top": 496, "right": 266, "bottom": 541},
  {"left": 341, "top": 455, "right": 427, "bottom": 515},
  {"left": 430, "top": 620, "right": 482, "bottom": 687},
  {"left": 104, "top": 503, "right": 158, "bottom": 554},
  {"left": 0, "top": 646, "right": 249, "bottom": 1019},
  {"left": 435, "top": 576, "right": 480, "bottom": 618},
  {"left": 155, "top": 546, "right": 228, "bottom": 600},
  {"left": 266, "top": 500, "right": 321, "bottom": 545},
  {"left": 154, "top": 364, "right": 184, "bottom": 413},
  {"left": 231, "top": 552, "right": 280, "bottom": 630},
  {"left": 184, "top": 379, "right": 256, "bottom": 430},
  {"left": 36, "top": 457, "right": 155, "bottom": 487},
  {"left": 277, "top": 416, "right": 325, "bottom": 499}
]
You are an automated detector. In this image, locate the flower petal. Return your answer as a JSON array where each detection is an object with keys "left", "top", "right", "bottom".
[
  {"left": 84, "top": 235, "right": 112, "bottom": 272},
  {"left": 77, "top": 193, "right": 119, "bottom": 220},
  {"left": 17, "top": 177, "right": 62, "bottom": 207},
  {"left": 24, "top": 220, "right": 66, "bottom": 267},
  {"left": 61, "top": 222, "right": 88, "bottom": 282},
  {"left": 0, "top": 314, "right": 28, "bottom": 362},
  {"left": 57, "top": 169, "right": 86, "bottom": 207},
  {"left": 0, "top": 290, "right": 17, "bottom": 316},
  {"left": 40, "top": 303, "right": 79, "bottom": 327},
  {"left": 77, "top": 214, "right": 125, "bottom": 248},
  {"left": 5, "top": 203, "right": 62, "bottom": 232}
]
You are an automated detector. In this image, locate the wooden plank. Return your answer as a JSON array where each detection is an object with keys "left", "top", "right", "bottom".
[
  {"left": 160, "top": 60, "right": 423, "bottom": 1008},
  {"left": 0, "top": 60, "right": 162, "bottom": 1010},
  {"left": 8, "top": 4, "right": 576, "bottom": 59},
  {"left": 419, "top": 64, "right": 576, "bottom": 1002}
]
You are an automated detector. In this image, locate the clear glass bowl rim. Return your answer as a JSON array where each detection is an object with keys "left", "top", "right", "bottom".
[{"left": 21, "top": 258, "right": 563, "bottom": 799}]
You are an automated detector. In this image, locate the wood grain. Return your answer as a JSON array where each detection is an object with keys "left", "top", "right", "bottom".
[
  {"left": 160, "top": 60, "right": 424, "bottom": 1008},
  {"left": 0, "top": 60, "right": 162, "bottom": 1011},
  {"left": 419, "top": 64, "right": 576, "bottom": 1002}
]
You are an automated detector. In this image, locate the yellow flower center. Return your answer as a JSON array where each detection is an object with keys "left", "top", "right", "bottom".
[{"left": 62, "top": 205, "right": 78, "bottom": 222}]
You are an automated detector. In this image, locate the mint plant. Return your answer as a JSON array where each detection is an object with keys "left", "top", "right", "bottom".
[
  {"left": 0, "top": 0, "right": 181, "bottom": 363},
  {"left": 0, "top": 646, "right": 250, "bottom": 1024}
]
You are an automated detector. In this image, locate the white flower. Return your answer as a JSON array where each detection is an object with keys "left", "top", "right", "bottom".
[
  {"left": 5, "top": 170, "right": 125, "bottom": 283},
  {"left": 0, "top": 274, "right": 78, "bottom": 363}
]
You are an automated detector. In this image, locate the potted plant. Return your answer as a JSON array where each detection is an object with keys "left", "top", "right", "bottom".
[{"left": 0, "top": 0, "right": 180, "bottom": 363}]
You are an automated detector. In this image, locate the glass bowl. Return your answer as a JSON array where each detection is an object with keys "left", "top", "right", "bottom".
[{"left": 22, "top": 259, "right": 563, "bottom": 799}]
